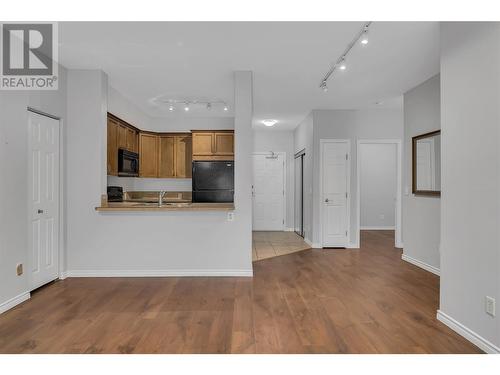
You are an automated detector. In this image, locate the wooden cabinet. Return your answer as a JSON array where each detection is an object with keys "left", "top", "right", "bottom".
[
  {"left": 192, "top": 130, "right": 234, "bottom": 160},
  {"left": 126, "top": 127, "right": 138, "bottom": 152},
  {"left": 139, "top": 133, "right": 192, "bottom": 178},
  {"left": 107, "top": 113, "right": 139, "bottom": 176},
  {"left": 175, "top": 135, "right": 192, "bottom": 178},
  {"left": 214, "top": 132, "right": 234, "bottom": 156},
  {"left": 107, "top": 117, "right": 119, "bottom": 175},
  {"left": 158, "top": 136, "right": 175, "bottom": 178},
  {"left": 139, "top": 133, "right": 159, "bottom": 178}
]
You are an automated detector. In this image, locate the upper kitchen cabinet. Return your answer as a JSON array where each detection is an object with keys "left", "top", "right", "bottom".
[
  {"left": 192, "top": 130, "right": 234, "bottom": 160},
  {"left": 139, "top": 133, "right": 159, "bottom": 178},
  {"left": 158, "top": 135, "right": 175, "bottom": 178},
  {"left": 107, "top": 113, "right": 139, "bottom": 176},
  {"left": 107, "top": 117, "right": 119, "bottom": 175},
  {"left": 175, "top": 135, "right": 192, "bottom": 178}
]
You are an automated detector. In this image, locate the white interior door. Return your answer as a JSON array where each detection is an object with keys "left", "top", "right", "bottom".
[
  {"left": 28, "top": 111, "right": 60, "bottom": 290},
  {"left": 252, "top": 153, "right": 285, "bottom": 231},
  {"left": 321, "top": 141, "right": 349, "bottom": 247}
]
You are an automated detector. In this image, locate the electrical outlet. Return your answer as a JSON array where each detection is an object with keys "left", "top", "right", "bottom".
[
  {"left": 379, "top": 214, "right": 385, "bottom": 220},
  {"left": 227, "top": 212, "right": 235, "bottom": 222},
  {"left": 16, "top": 263, "right": 23, "bottom": 276},
  {"left": 485, "top": 296, "right": 496, "bottom": 317}
]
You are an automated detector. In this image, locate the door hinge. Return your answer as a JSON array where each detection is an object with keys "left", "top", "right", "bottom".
[
  {"left": 345, "top": 192, "right": 348, "bottom": 199},
  {"left": 346, "top": 231, "right": 348, "bottom": 236},
  {"left": 346, "top": 153, "right": 348, "bottom": 160}
]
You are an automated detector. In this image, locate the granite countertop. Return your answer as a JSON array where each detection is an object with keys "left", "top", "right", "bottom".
[{"left": 96, "top": 190, "right": 234, "bottom": 211}]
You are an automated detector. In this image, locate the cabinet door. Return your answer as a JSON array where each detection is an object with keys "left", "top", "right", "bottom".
[
  {"left": 126, "top": 128, "right": 136, "bottom": 152},
  {"left": 214, "top": 132, "right": 234, "bottom": 155},
  {"left": 158, "top": 136, "right": 175, "bottom": 178},
  {"left": 107, "top": 118, "right": 118, "bottom": 175},
  {"left": 175, "top": 135, "right": 192, "bottom": 178},
  {"left": 192, "top": 132, "right": 214, "bottom": 156},
  {"left": 139, "top": 133, "right": 159, "bottom": 177},
  {"left": 117, "top": 124, "right": 128, "bottom": 150}
]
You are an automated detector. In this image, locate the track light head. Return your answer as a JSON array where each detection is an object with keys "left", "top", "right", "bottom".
[
  {"left": 184, "top": 103, "right": 190, "bottom": 111},
  {"left": 320, "top": 81, "right": 328, "bottom": 92},
  {"left": 168, "top": 104, "right": 174, "bottom": 111},
  {"left": 206, "top": 103, "right": 212, "bottom": 110},
  {"left": 339, "top": 57, "right": 347, "bottom": 71},
  {"left": 223, "top": 105, "right": 228, "bottom": 111}
]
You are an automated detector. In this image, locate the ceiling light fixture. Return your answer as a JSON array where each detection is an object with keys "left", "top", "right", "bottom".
[
  {"left": 360, "top": 25, "right": 369, "bottom": 45},
  {"left": 339, "top": 57, "right": 347, "bottom": 71},
  {"left": 319, "top": 21, "right": 372, "bottom": 91},
  {"left": 206, "top": 103, "right": 212, "bottom": 110},
  {"left": 184, "top": 103, "right": 190, "bottom": 111},
  {"left": 153, "top": 97, "right": 229, "bottom": 112},
  {"left": 168, "top": 104, "right": 174, "bottom": 111},
  {"left": 223, "top": 105, "right": 228, "bottom": 111},
  {"left": 262, "top": 119, "right": 278, "bottom": 127}
]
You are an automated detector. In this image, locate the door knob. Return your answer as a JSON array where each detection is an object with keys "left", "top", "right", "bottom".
[
  {"left": 37, "top": 209, "right": 44, "bottom": 214},
  {"left": 325, "top": 198, "right": 329, "bottom": 203}
]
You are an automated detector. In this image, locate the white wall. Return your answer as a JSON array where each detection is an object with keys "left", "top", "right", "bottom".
[
  {"left": 253, "top": 130, "right": 294, "bottom": 229},
  {"left": 312, "top": 109, "right": 403, "bottom": 247},
  {"left": 402, "top": 75, "right": 441, "bottom": 270},
  {"left": 359, "top": 143, "right": 397, "bottom": 229},
  {"left": 294, "top": 113, "right": 314, "bottom": 243},
  {"left": 65, "top": 70, "right": 253, "bottom": 276},
  {"left": 0, "top": 65, "right": 67, "bottom": 312},
  {"left": 439, "top": 22, "right": 500, "bottom": 352}
]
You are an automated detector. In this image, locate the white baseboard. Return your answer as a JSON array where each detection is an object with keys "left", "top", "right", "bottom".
[
  {"left": 347, "top": 242, "right": 360, "bottom": 249},
  {"left": 437, "top": 310, "right": 500, "bottom": 354},
  {"left": 360, "top": 226, "right": 395, "bottom": 230},
  {"left": 304, "top": 238, "right": 321, "bottom": 248},
  {"left": 66, "top": 269, "right": 253, "bottom": 277},
  {"left": 285, "top": 227, "right": 295, "bottom": 232},
  {"left": 396, "top": 241, "right": 404, "bottom": 249},
  {"left": 0, "top": 291, "right": 30, "bottom": 315},
  {"left": 401, "top": 254, "right": 440, "bottom": 276},
  {"left": 59, "top": 271, "right": 68, "bottom": 280}
]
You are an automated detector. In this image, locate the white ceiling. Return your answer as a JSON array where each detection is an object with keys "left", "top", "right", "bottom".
[{"left": 59, "top": 22, "right": 440, "bottom": 130}]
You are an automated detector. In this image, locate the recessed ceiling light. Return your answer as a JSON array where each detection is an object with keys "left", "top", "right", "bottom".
[
  {"left": 184, "top": 103, "right": 190, "bottom": 111},
  {"left": 262, "top": 119, "right": 278, "bottom": 127}
]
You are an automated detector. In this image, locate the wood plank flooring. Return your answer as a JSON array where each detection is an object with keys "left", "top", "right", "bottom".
[
  {"left": 252, "top": 231, "right": 310, "bottom": 261},
  {"left": 0, "top": 230, "right": 482, "bottom": 353}
]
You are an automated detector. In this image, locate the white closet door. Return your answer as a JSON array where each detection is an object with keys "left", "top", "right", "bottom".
[
  {"left": 28, "top": 111, "right": 60, "bottom": 290},
  {"left": 322, "top": 141, "right": 349, "bottom": 247},
  {"left": 252, "top": 154, "right": 285, "bottom": 231}
]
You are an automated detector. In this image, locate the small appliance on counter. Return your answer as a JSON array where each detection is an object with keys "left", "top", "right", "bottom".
[
  {"left": 107, "top": 186, "right": 124, "bottom": 202},
  {"left": 192, "top": 161, "right": 234, "bottom": 203},
  {"left": 118, "top": 149, "right": 139, "bottom": 177}
]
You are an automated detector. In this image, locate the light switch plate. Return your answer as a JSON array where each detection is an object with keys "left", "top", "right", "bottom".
[
  {"left": 16, "top": 263, "right": 23, "bottom": 276},
  {"left": 227, "top": 212, "right": 234, "bottom": 222},
  {"left": 486, "top": 296, "right": 496, "bottom": 317}
]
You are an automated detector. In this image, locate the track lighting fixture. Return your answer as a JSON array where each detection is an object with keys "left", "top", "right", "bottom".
[
  {"left": 319, "top": 22, "right": 372, "bottom": 91},
  {"left": 262, "top": 119, "right": 278, "bottom": 127},
  {"left": 152, "top": 96, "right": 229, "bottom": 112}
]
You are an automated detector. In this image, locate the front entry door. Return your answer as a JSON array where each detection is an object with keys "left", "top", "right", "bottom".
[
  {"left": 321, "top": 141, "right": 349, "bottom": 247},
  {"left": 28, "top": 111, "right": 60, "bottom": 290},
  {"left": 252, "top": 153, "right": 285, "bottom": 231}
]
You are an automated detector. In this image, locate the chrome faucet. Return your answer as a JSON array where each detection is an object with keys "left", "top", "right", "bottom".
[{"left": 158, "top": 191, "right": 167, "bottom": 207}]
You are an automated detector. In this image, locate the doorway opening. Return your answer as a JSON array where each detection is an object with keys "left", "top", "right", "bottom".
[
  {"left": 294, "top": 149, "right": 305, "bottom": 238},
  {"left": 356, "top": 140, "right": 402, "bottom": 248}
]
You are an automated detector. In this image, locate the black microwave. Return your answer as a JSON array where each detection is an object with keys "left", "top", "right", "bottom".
[{"left": 118, "top": 149, "right": 139, "bottom": 177}]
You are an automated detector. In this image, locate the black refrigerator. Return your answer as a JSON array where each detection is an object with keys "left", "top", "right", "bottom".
[{"left": 192, "top": 161, "right": 234, "bottom": 203}]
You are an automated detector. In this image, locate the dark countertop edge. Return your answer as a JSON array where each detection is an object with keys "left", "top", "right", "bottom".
[{"left": 95, "top": 203, "right": 235, "bottom": 212}]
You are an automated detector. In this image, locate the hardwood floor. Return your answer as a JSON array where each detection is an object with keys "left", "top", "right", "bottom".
[
  {"left": 252, "top": 231, "right": 310, "bottom": 261},
  {"left": 0, "top": 230, "right": 481, "bottom": 353}
]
